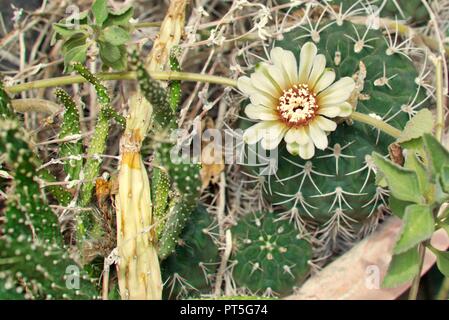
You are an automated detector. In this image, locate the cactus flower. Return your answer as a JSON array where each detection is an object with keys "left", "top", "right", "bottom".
[{"left": 239, "top": 42, "right": 355, "bottom": 159}]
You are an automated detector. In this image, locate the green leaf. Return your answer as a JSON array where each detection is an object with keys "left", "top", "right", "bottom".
[
  {"left": 98, "top": 41, "right": 121, "bottom": 62},
  {"left": 397, "top": 109, "right": 434, "bottom": 144},
  {"left": 63, "top": 44, "right": 88, "bottom": 72},
  {"left": 394, "top": 204, "right": 435, "bottom": 254},
  {"left": 372, "top": 152, "right": 423, "bottom": 204},
  {"left": 404, "top": 152, "right": 430, "bottom": 195},
  {"left": 103, "top": 6, "right": 134, "bottom": 27},
  {"left": 389, "top": 196, "right": 412, "bottom": 219},
  {"left": 440, "top": 166, "right": 449, "bottom": 193},
  {"left": 382, "top": 247, "right": 420, "bottom": 288},
  {"left": 62, "top": 33, "right": 88, "bottom": 53},
  {"left": 52, "top": 23, "right": 84, "bottom": 39},
  {"left": 92, "top": 0, "right": 109, "bottom": 26},
  {"left": 102, "top": 26, "right": 130, "bottom": 45},
  {"left": 432, "top": 249, "right": 449, "bottom": 277},
  {"left": 423, "top": 133, "right": 449, "bottom": 175}
]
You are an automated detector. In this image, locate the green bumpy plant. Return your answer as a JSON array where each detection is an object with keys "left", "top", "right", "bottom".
[
  {"left": 52, "top": 0, "right": 133, "bottom": 72},
  {"left": 161, "top": 205, "right": 219, "bottom": 299},
  {"left": 0, "top": 82, "right": 73, "bottom": 207},
  {"left": 242, "top": 21, "right": 426, "bottom": 226},
  {"left": 56, "top": 88, "right": 83, "bottom": 181},
  {"left": 132, "top": 52, "right": 202, "bottom": 260},
  {"left": 231, "top": 211, "right": 312, "bottom": 296},
  {"left": 0, "top": 120, "right": 98, "bottom": 299}
]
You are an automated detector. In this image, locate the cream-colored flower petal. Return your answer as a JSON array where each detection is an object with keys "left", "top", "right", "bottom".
[
  {"left": 308, "top": 121, "right": 328, "bottom": 150},
  {"left": 251, "top": 71, "right": 281, "bottom": 99},
  {"left": 270, "top": 47, "right": 298, "bottom": 86},
  {"left": 286, "top": 142, "right": 300, "bottom": 155},
  {"left": 317, "top": 106, "right": 341, "bottom": 118},
  {"left": 249, "top": 91, "right": 276, "bottom": 108},
  {"left": 307, "top": 54, "right": 326, "bottom": 89},
  {"left": 245, "top": 104, "right": 279, "bottom": 120},
  {"left": 261, "top": 123, "right": 288, "bottom": 150},
  {"left": 298, "top": 141, "right": 315, "bottom": 159},
  {"left": 337, "top": 101, "right": 353, "bottom": 117},
  {"left": 298, "top": 42, "right": 318, "bottom": 83},
  {"left": 266, "top": 64, "right": 289, "bottom": 91},
  {"left": 318, "top": 77, "right": 355, "bottom": 107},
  {"left": 314, "top": 115, "right": 337, "bottom": 131},
  {"left": 243, "top": 121, "right": 278, "bottom": 145},
  {"left": 284, "top": 126, "right": 310, "bottom": 145},
  {"left": 237, "top": 76, "right": 255, "bottom": 96},
  {"left": 312, "top": 70, "right": 336, "bottom": 93}
]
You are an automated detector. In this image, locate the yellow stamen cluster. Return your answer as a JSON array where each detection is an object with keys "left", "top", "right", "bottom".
[{"left": 277, "top": 84, "right": 318, "bottom": 126}]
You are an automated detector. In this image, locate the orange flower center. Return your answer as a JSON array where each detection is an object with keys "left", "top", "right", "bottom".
[{"left": 277, "top": 84, "right": 318, "bottom": 126}]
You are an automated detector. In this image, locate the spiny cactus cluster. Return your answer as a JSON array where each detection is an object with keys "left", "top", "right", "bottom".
[
  {"left": 0, "top": 119, "right": 98, "bottom": 299},
  {"left": 240, "top": 20, "right": 426, "bottom": 248},
  {"left": 231, "top": 212, "right": 312, "bottom": 296},
  {"left": 162, "top": 205, "right": 219, "bottom": 299}
]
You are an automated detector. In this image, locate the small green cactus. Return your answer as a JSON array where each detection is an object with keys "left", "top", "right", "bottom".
[
  {"left": 162, "top": 205, "right": 219, "bottom": 299},
  {"left": 151, "top": 167, "right": 171, "bottom": 238},
  {"left": 0, "top": 119, "right": 98, "bottom": 299},
  {"left": 168, "top": 51, "right": 182, "bottom": 112},
  {"left": 231, "top": 211, "right": 312, "bottom": 297},
  {"left": 0, "top": 120, "right": 62, "bottom": 244},
  {"left": 56, "top": 88, "right": 83, "bottom": 181}
]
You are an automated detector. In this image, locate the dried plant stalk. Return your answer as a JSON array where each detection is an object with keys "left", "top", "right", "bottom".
[
  {"left": 115, "top": 93, "right": 162, "bottom": 300},
  {"left": 145, "top": 0, "right": 187, "bottom": 72}
]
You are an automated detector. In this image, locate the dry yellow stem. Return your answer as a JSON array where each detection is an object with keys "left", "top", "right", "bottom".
[
  {"left": 115, "top": 0, "right": 188, "bottom": 300},
  {"left": 145, "top": 0, "right": 187, "bottom": 72},
  {"left": 115, "top": 94, "right": 162, "bottom": 300}
]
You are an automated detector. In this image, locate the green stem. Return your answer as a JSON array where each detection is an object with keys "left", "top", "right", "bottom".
[
  {"left": 350, "top": 111, "right": 402, "bottom": 139},
  {"left": 6, "top": 72, "right": 401, "bottom": 140},
  {"left": 134, "top": 21, "right": 162, "bottom": 28},
  {"left": 435, "top": 56, "right": 445, "bottom": 142},
  {"left": 5, "top": 71, "right": 237, "bottom": 94},
  {"left": 408, "top": 242, "right": 427, "bottom": 300},
  {"left": 436, "top": 277, "right": 449, "bottom": 300}
]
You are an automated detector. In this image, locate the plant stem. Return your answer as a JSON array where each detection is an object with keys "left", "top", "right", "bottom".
[
  {"left": 6, "top": 74, "right": 403, "bottom": 139},
  {"left": 436, "top": 277, "right": 449, "bottom": 300},
  {"left": 350, "top": 111, "right": 402, "bottom": 138},
  {"left": 409, "top": 242, "right": 427, "bottom": 300},
  {"left": 5, "top": 71, "right": 237, "bottom": 94},
  {"left": 435, "top": 56, "right": 445, "bottom": 142},
  {"left": 134, "top": 21, "right": 162, "bottom": 28}
]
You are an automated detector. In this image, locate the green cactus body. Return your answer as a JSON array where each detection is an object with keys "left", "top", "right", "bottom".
[
  {"left": 168, "top": 52, "right": 182, "bottom": 112},
  {"left": 156, "top": 143, "right": 202, "bottom": 260},
  {"left": 162, "top": 205, "right": 219, "bottom": 299},
  {"left": 0, "top": 82, "right": 14, "bottom": 120},
  {"left": 231, "top": 211, "right": 312, "bottom": 296},
  {"left": 332, "top": 0, "right": 429, "bottom": 25},
  {"left": 0, "top": 120, "right": 62, "bottom": 244},
  {"left": 132, "top": 51, "right": 176, "bottom": 129},
  {"left": 0, "top": 239, "right": 99, "bottom": 300},
  {"left": 0, "top": 120, "right": 99, "bottom": 299},
  {"left": 56, "top": 88, "right": 83, "bottom": 181},
  {"left": 151, "top": 167, "right": 170, "bottom": 238},
  {"left": 1, "top": 81, "right": 73, "bottom": 207},
  {"left": 241, "top": 21, "right": 425, "bottom": 226},
  {"left": 74, "top": 63, "right": 113, "bottom": 209}
]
